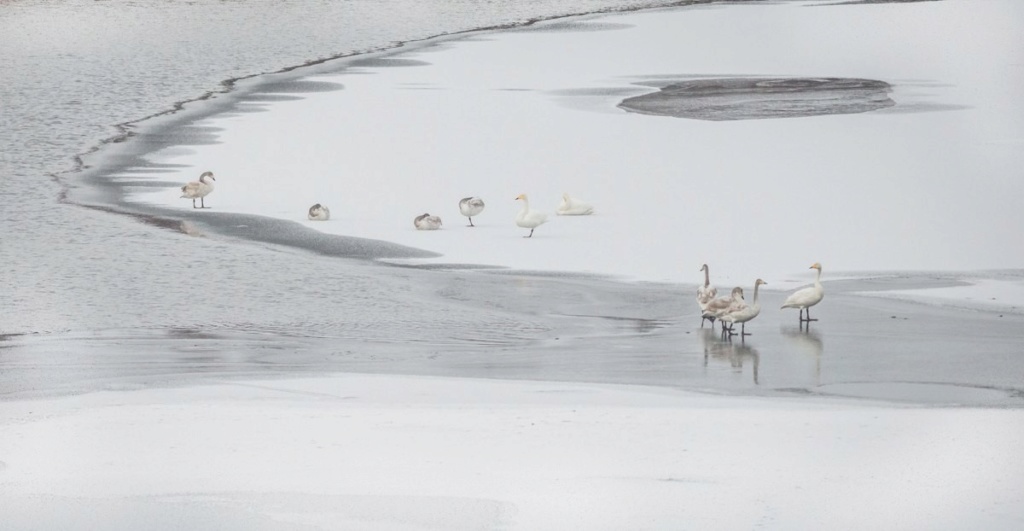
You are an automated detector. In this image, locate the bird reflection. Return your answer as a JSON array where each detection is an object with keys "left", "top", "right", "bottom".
[
  {"left": 699, "top": 328, "right": 760, "bottom": 385},
  {"left": 781, "top": 326, "right": 824, "bottom": 384}
]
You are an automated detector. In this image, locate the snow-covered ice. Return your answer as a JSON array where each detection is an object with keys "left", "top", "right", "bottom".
[
  {"left": 128, "top": 0, "right": 1024, "bottom": 290},
  {"left": 2, "top": 374, "right": 1022, "bottom": 530}
]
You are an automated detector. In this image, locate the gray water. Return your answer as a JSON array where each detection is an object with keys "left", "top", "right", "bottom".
[{"left": 2, "top": 0, "right": 1022, "bottom": 407}]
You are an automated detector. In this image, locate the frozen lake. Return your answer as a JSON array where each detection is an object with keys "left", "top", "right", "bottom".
[{"left": 3, "top": 0, "right": 1024, "bottom": 528}]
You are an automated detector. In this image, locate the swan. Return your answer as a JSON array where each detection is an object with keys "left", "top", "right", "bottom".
[
  {"left": 781, "top": 262, "right": 825, "bottom": 322},
  {"left": 514, "top": 194, "right": 548, "bottom": 238},
  {"left": 696, "top": 264, "right": 718, "bottom": 328},
  {"left": 720, "top": 279, "right": 766, "bottom": 337},
  {"left": 307, "top": 203, "right": 330, "bottom": 221},
  {"left": 459, "top": 197, "right": 485, "bottom": 227},
  {"left": 702, "top": 286, "right": 744, "bottom": 330},
  {"left": 413, "top": 213, "right": 443, "bottom": 230},
  {"left": 180, "top": 171, "right": 215, "bottom": 208},
  {"left": 556, "top": 193, "right": 594, "bottom": 216}
]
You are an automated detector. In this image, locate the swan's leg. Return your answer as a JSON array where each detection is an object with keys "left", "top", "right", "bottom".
[
  {"left": 525, "top": 228, "right": 534, "bottom": 238},
  {"left": 200, "top": 197, "right": 207, "bottom": 209},
  {"left": 192, "top": 198, "right": 198, "bottom": 209},
  {"left": 798, "top": 308, "right": 805, "bottom": 322},
  {"left": 806, "top": 307, "right": 818, "bottom": 322},
  {"left": 741, "top": 322, "right": 751, "bottom": 336},
  {"left": 468, "top": 217, "right": 475, "bottom": 227}
]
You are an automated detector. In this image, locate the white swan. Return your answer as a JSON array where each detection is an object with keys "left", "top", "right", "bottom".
[
  {"left": 180, "top": 171, "right": 215, "bottom": 209},
  {"left": 697, "top": 263, "right": 718, "bottom": 328},
  {"left": 702, "top": 286, "right": 744, "bottom": 330},
  {"left": 413, "top": 213, "right": 443, "bottom": 230},
  {"left": 514, "top": 194, "right": 548, "bottom": 238},
  {"left": 459, "top": 197, "right": 485, "bottom": 227},
  {"left": 307, "top": 203, "right": 330, "bottom": 221},
  {"left": 556, "top": 193, "right": 594, "bottom": 216},
  {"left": 721, "top": 279, "right": 766, "bottom": 337},
  {"left": 781, "top": 262, "right": 825, "bottom": 322}
]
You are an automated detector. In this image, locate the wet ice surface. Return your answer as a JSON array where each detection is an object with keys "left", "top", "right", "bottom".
[
  {"left": 4, "top": 271, "right": 1024, "bottom": 407},
  {"left": 618, "top": 77, "right": 896, "bottom": 120}
]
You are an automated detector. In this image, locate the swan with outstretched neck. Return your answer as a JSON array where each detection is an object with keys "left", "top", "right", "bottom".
[
  {"left": 782, "top": 262, "right": 824, "bottom": 322},
  {"left": 697, "top": 264, "right": 718, "bottom": 328},
  {"left": 180, "top": 171, "right": 215, "bottom": 209},
  {"left": 514, "top": 194, "right": 548, "bottom": 237},
  {"left": 721, "top": 279, "right": 766, "bottom": 337}
]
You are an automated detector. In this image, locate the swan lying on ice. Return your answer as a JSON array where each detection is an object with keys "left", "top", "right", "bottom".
[
  {"left": 556, "top": 193, "right": 594, "bottom": 216},
  {"left": 307, "top": 203, "right": 330, "bottom": 221},
  {"left": 414, "top": 213, "right": 443, "bottom": 230}
]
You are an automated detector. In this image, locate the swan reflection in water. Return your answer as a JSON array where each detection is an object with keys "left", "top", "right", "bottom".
[
  {"left": 699, "top": 329, "right": 760, "bottom": 385},
  {"left": 780, "top": 326, "right": 824, "bottom": 384}
]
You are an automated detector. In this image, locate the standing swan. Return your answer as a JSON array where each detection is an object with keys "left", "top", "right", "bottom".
[
  {"left": 703, "top": 287, "right": 744, "bottom": 331},
  {"left": 514, "top": 194, "right": 548, "bottom": 238},
  {"left": 414, "top": 213, "right": 443, "bottom": 230},
  {"left": 308, "top": 203, "right": 330, "bottom": 221},
  {"left": 782, "top": 262, "right": 825, "bottom": 322},
  {"left": 459, "top": 197, "right": 485, "bottom": 227},
  {"left": 697, "top": 264, "right": 718, "bottom": 328},
  {"left": 180, "top": 171, "right": 215, "bottom": 209},
  {"left": 721, "top": 279, "right": 766, "bottom": 337}
]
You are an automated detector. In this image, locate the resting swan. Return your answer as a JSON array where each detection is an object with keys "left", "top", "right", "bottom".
[
  {"left": 180, "top": 171, "right": 215, "bottom": 209},
  {"left": 703, "top": 287, "right": 744, "bottom": 330},
  {"left": 556, "top": 193, "right": 594, "bottom": 216},
  {"left": 307, "top": 203, "right": 330, "bottom": 221},
  {"left": 721, "top": 279, "right": 766, "bottom": 337},
  {"left": 697, "top": 264, "right": 718, "bottom": 328},
  {"left": 413, "top": 213, "right": 443, "bottom": 230},
  {"left": 514, "top": 194, "right": 548, "bottom": 237},
  {"left": 781, "top": 262, "right": 825, "bottom": 322},
  {"left": 459, "top": 197, "right": 485, "bottom": 227}
]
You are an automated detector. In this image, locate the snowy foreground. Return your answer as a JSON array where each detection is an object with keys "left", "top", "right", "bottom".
[{"left": 2, "top": 373, "right": 1022, "bottom": 530}]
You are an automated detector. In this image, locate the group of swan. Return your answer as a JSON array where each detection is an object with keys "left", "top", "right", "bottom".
[
  {"left": 179, "top": 171, "right": 597, "bottom": 238},
  {"left": 698, "top": 262, "right": 825, "bottom": 338}
]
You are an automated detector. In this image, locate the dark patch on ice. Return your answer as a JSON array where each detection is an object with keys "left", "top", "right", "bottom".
[
  {"left": 255, "top": 80, "right": 344, "bottom": 94},
  {"left": 241, "top": 94, "right": 305, "bottom": 102},
  {"left": 828, "top": 0, "right": 941, "bottom": 5},
  {"left": 517, "top": 21, "right": 634, "bottom": 33},
  {"left": 349, "top": 57, "right": 431, "bottom": 68},
  {"left": 618, "top": 77, "right": 896, "bottom": 121},
  {"left": 549, "top": 87, "right": 649, "bottom": 97}
]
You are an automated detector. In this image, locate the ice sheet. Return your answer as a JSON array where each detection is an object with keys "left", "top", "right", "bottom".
[
  {"left": 2, "top": 373, "right": 1022, "bottom": 529},
  {"left": 126, "top": 0, "right": 1024, "bottom": 290}
]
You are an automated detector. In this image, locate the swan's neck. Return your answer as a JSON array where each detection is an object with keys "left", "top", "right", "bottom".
[
  {"left": 752, "top": 284, "right": 760, "bottom": 305},
  {"left": 520, "top": 197, "right": 530, "bottom": 211},
  {"left": 814, "top": 267, "right": 822, "bottom": 287},
  {"left": 703, "top": 268, "right": 710, "bottom": 287}
]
